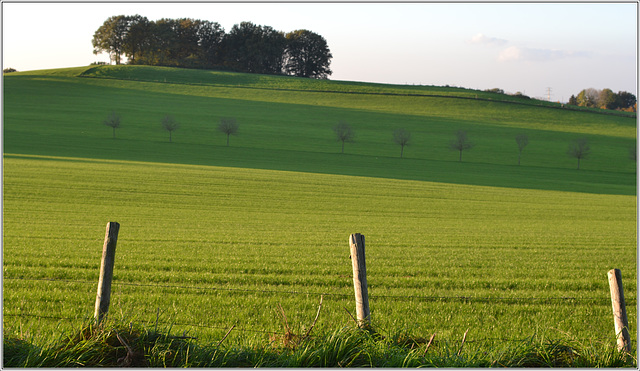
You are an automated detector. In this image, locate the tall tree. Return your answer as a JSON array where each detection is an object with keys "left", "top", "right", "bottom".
[
  {"left": 284, "top": 30, "right": 332, "bottom": 78},
  {"left": 196, "top": 20, "right": 225, "bottom": 68},
  {"left": 598, "top": 88, "right": 617, "bottom": 110},
  {"left": 122, "top": 15, "right": 151, "bottom": 64},
  {"left": 393, "top": 128, "right": 411, "bottom": 158},
  {"left": 92, "top": 15, "right": 130, "bottom": 64},
  {"left": 223, "top": 22, "right": 286, "bottom": 74},
  {"left": 450, "top": 130, "right": 473, "bottom": 162},
  {"left": 140, "top": 18, "right": 185, "bottom": 66},
  {"left": 218, "top": 117, "right": 239, "bottom": 146},
  {"left": 576, "top": 88, "right": 599, "bottom": 108},
  {"left": 567, "top": 138, "right": 590, "bottom": 170},
  {"left": 615, "top": 91, "right": 637, "bottom": 111},
  {"left": 333, "top": 121, "right": 355, "bottom": 154},
  {"left": 515, "top": 133, "right": 529, "bottom": 165}
]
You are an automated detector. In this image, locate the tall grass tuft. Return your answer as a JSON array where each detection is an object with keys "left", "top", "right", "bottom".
[{"left": 4, "top": 319, "right": 635, "bottom": 367}]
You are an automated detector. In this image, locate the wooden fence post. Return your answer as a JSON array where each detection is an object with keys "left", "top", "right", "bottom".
[
  {"left": 607, "top": 268, "right": 631, "bottom": 352},
  {"left": 94, "top": 222, "right": 120, "bottom": 324},
  {"left": 349, "top": 233, "right": 370, "bottom": 327}
]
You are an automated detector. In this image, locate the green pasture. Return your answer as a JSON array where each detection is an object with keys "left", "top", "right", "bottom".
[
  {"left": 4, "top": 66, "right": 636, "bottom": 182},
  {"left": 2, "top": 66, "right": 637, "bottom": 359},
  {"left": 2, "top": 155, "right": 636, "bottom": 349}
]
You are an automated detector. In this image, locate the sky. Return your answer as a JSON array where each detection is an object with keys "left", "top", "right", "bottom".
[{"left": 2, "top": 2, "right": 637, "bottom": 102}]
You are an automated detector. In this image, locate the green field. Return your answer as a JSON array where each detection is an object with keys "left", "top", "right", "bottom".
[{"left": 3, "top": 66, "right": 637, "bottom": 365}]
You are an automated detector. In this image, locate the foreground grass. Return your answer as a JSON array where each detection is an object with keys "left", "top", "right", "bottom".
[
  {"left": 3, "top": 319, "right": 635, "bottom": 367},
  {"left": 3, "top": 155, "right": 636, "bottom": 349}
]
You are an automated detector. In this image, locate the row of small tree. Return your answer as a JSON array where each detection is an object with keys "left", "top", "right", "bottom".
[
  {"left": 103, "top": 111, "right": 239, "bottom": 145},
  {"left": 92, "top": 15, "right": 332, "bottom": 78},
  {"left": 104, "top": 112, "right": 634, "bottom": 169},
  {"left": 333, "top": 122, "right": 634, "bottom": 170}
]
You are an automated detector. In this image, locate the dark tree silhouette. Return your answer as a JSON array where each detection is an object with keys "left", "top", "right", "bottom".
[
  {"left": 103, "top": 111, "right": 121, "bottom": 138},
  {"left": 515, "top": 133, "right": 529, "bottom": 165},
  {"left": 333, "top": 121, "right": 355, "bottom": 154},
  {"left": 218, "top": 117, "right": 239, "bottom": 146},
  {"left": 393, "top": 128, "right": 411, "bottom": 158},
  {"left": 284, "top": 29, "right": 332, "bottom": 78},
  {"left": 567, "top": 138, "right": 590, "bottom": 169},
  {"left": 450, "top": 130, "right": 473, "bottom": 162},
  {"left": 161, "top": 115, "right": 180, "bottom": 142}
]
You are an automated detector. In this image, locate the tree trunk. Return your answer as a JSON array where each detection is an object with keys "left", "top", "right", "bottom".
[
  {"left": 341, "top": 141, "right": 345, "bottom": 154},
  {"left": 459, "top": 149, "right": 463, "bottom": 162},
  {"left": 400, "top": 145, "right": 404, "bottom": 158},
  {"left": 226, "top": 134, "right": 230, "bottom": 147},
  {"left": 518, "top": 151, "right": 521, "bottom": 165}
]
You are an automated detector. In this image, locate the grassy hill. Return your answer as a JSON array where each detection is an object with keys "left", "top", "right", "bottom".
[
  {"left": 3, "top": 65, "right": 636, "bottom": 195},
  {"left": 2, "top": 66, "right": 637, "bottom": 366}
]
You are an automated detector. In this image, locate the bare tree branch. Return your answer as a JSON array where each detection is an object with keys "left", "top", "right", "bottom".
[
  {"left": 103, "top": 111, "right": 121, "bottom": 139},
  {"left": 567, "top": 138, "right": 590, "bottom": 169},
  {"left": 333, "top": 121, "right": 355, "bottom": 154},
  {"left": 450, "top": 130, "right": 473, "bottom": 162},
  {"left": 393, "top": 128, "right": 411, "bottom": 158},
  {"left": 218, "top": 117, "right": 239, "bottom": 147},
  {"left": 161, "top": 115, "right": 180, "bottom": 142},
  {"left": 515, "top": 133, "right": 529, "bottom": 165}
]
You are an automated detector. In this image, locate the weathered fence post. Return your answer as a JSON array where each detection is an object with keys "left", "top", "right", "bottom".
[
  {"left": 94, "top": 222, "right": 120, "bottom": 324},
  {"left": 349, "top": 233, "right": 370, "bottom": 327},
  {"left": 607, "top": 268, "right": 631, "bottom": 352}
]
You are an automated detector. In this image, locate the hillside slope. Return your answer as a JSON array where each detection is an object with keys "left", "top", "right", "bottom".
[{"left": 3, "top": 65, "right": 636, "bottom": 194}]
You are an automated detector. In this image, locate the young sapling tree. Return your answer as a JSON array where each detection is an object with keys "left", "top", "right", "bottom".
[
  {"left": 103, "top": 111, "right": 121, "bottom": 138},
  {"left": 393, "top": 128, "right": 411, "bottom": 158},
  {"left": 333, "top": 121, "right": 355, "bottom": 154},
  {"left": 515, "top": 133, "right": 529, "bottom": 165},
  {"left": 218, "top": 117, "right": 239, "bottom": 147},
  {"left": 567, "top": 138, "right": 590, "bottom": 169},
  {"left": 161, "top": 115, "right": 180, "bottom": 143},
  {"left": 450, "top": 130, "right": 473, "bottom": 162}
]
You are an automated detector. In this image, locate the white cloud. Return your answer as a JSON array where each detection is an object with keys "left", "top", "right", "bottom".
[
  {"left": 469, "top": 32, "right": 592, "bottom": 63},
  {"left": 468, "top": 33, "right": 508, "bottom": 46},
  {"left": 498, "top": 46, "right": 591, "bottom": 62},
  {"left": 497, "top": 46, "right": 522, "bottom": 61}
]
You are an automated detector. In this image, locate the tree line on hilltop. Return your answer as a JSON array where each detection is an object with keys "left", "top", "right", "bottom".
[
  {"left": 484, "top": 87, "right": 636, "bottom": 112},
  {"left": 92, "top": 15, "right": 333, "bottom": 78},
  {"left": 568, "top": 88, "right": 636, "bottom": 112},
  {"left": 104, "top": 111, "right": 636, "bottom": 170}
]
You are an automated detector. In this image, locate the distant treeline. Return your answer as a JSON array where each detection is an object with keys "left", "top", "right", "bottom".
[
  {"left": 568, "top": 88, "right": 636, "bottom": 112},
  {"left": 92, "top": 15, "right": 333, "bottom": 78}
]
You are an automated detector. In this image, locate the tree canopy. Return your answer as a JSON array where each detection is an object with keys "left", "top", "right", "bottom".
[
  {"left": 92, "top": 15, "right": 332, "bottom": 78},
  {"left": 284, "top": 30, "right": 332, "bottom": 79},
  {"left": 570, "top": 87, "right": 636, "bottom": 112},
  {"left": 92, "top": 15, "right": 130, "bottom": 65}
]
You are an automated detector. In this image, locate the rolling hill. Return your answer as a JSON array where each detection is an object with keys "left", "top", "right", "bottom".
[
  {"left": 2, "top": 65, "right": 637, "bottom": 365},
  {"left": 3, "top": 65, "right": 636, "bottom": 195}
]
